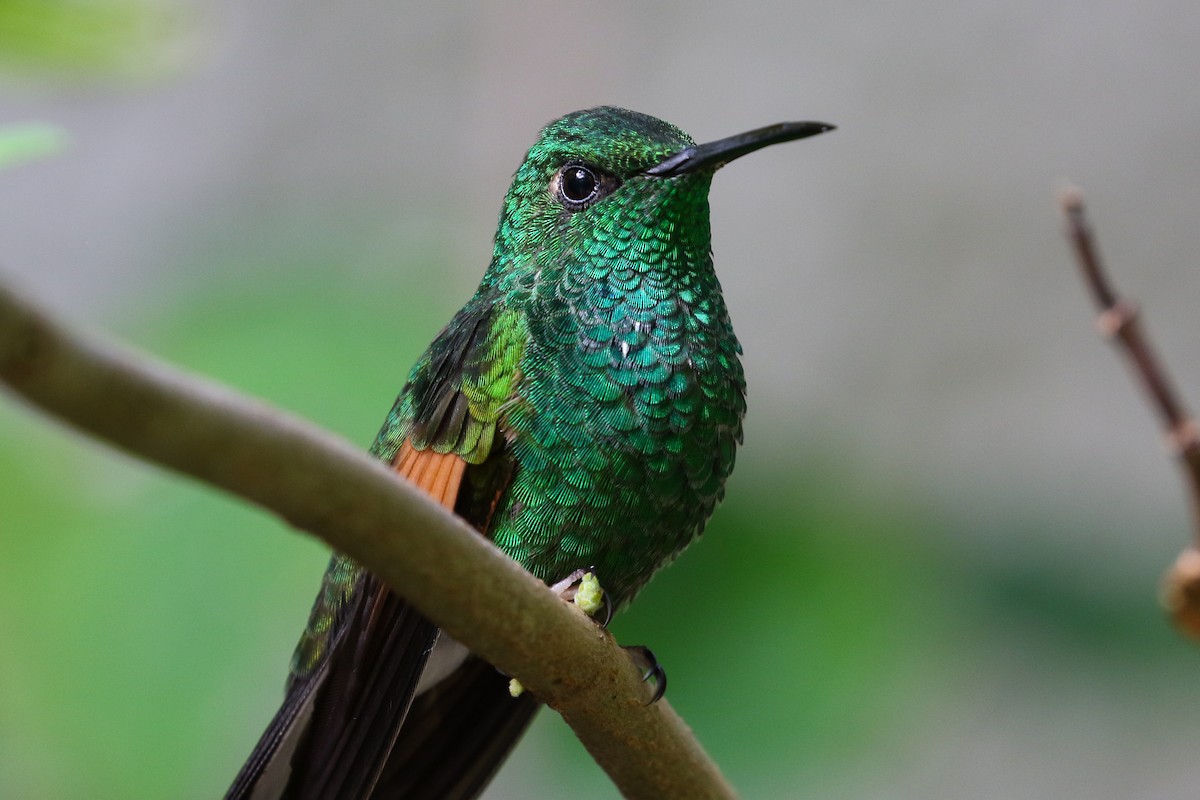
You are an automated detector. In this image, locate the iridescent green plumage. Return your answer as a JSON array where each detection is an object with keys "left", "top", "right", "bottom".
[
  {"left": 228, "top": 106, "right": 832, "bottom": 800},
  {"left": 415, "top": 110, "right": 740, "bottom": 601}
]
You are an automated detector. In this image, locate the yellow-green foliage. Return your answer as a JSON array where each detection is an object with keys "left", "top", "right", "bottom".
[{"left": 0, "top": 0, "right": 184, "bottom": 78}]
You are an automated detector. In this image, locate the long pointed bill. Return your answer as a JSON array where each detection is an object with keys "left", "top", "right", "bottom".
[{"left": 643, "top": 121, "right": 835, "bottom": 177}]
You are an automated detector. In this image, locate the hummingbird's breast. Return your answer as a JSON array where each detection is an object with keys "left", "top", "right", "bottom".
[{"left": 493, "top": 254, "right": 747, "bottom": 602}]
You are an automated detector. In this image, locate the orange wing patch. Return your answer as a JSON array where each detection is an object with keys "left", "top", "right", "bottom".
[{"left": 394, "top": 440, "right": 467, "bottom": 510}]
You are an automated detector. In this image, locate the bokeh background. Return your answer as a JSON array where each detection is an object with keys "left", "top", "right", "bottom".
[{"left": 3, "top": 2, "right": 1200, "bottom": 797}]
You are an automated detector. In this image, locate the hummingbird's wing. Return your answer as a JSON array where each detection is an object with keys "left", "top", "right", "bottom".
[
  {"left": 225, "top": 446, "right": 460, "bottom": 800},
  {"left": 269, "top": 575, "right": 438, "bottom": 798},
  {"left": 229, "top": 298, "right": 538, "bottom": 800},
  {"left": 359, "top": 302, "right": 542, "bottom": 798},
  {"left": 372, "top": 656, "right": 539, "bottom": 798}
]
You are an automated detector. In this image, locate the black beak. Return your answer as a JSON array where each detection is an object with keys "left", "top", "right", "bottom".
[{"left": 644, "top": 121, "right": 834, "bottom": 177}]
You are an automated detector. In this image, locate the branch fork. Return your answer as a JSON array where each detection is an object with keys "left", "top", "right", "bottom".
[{"left": 1060, "top": 188, "right": 1200, "bottom": 638}]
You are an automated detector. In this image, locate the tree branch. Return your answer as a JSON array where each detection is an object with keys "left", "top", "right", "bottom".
[
  {"left": 0, "top": 276, "right": 736, "bottom": 799},
  {"left": 1059, "top": 188, "right": 1200, "bottom": 639}
]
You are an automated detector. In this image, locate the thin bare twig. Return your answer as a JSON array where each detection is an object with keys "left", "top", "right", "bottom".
[
  {"left": 0, "top": 276, "right": 736, "bottom": 800},
  {"left": 1059, "top": 187, "right": 1200, "bottom": 637}
]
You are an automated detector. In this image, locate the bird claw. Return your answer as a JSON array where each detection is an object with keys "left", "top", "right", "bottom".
[
  {"left": 590, "top": 583, "right": 614, "bottom": 627},
  {"left": 623, "top": 645, "right": 667, "bottom": 704},
  {"left": 549, "top": 573, "right": 661, "bottom": 702},
  {"left": 549, "top": 568, "right": 613, "bottom": 626}
]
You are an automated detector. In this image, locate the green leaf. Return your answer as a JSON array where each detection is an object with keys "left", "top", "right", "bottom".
[
  {"left": 0, "top": 123, "right": 69, "bottom": 170},
  {"left": 0, "top": 0, "right": 185, "bottom": 80}
]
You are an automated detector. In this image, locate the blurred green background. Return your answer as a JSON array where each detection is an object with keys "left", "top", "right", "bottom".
[{"left": 3, "top": 2, "right": 1200, "bottom": 798}]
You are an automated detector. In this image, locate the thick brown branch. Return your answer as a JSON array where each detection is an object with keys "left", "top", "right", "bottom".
[
  {"left": 0, "top": 276, "right": 736, "bottom": 799},
  {"left": 1059, "top": 188, "right": 1200, "bottom": 638}
]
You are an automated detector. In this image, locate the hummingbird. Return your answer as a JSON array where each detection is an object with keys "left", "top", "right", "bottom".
[{"left": 226, "top": 106, "right": 833, "bottom": 799}]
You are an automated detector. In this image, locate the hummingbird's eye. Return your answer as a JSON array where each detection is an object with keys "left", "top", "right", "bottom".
[{"left": 558, "top": 165, "right": 602, "bottom": 208}]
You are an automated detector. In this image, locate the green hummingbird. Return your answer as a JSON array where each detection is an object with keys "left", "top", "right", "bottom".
[{"left": 226, "top": 106, "right": 832, "bottom": 799}]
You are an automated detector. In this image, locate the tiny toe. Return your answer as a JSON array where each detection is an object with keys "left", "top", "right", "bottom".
[{"left": 549, "top": 568, "right": 590, "bottom": 598}]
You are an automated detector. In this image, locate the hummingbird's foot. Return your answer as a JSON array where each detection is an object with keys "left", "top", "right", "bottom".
[
  {"left": 623, "top": 645, "right": 667, "bottom": 704},
  {"left": 496, "top": 572, "right": 612, "bottom": 694},
  {"left": 549, "top": 567, "right": 589, "bottom": 598},
  {"left": 549, "top": 568, "right": 613, "bottom": 626}
]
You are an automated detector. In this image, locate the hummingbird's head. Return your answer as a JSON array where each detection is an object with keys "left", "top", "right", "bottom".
[{"left": 488, "top": 106, "right": 833, "bottom": 289}]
